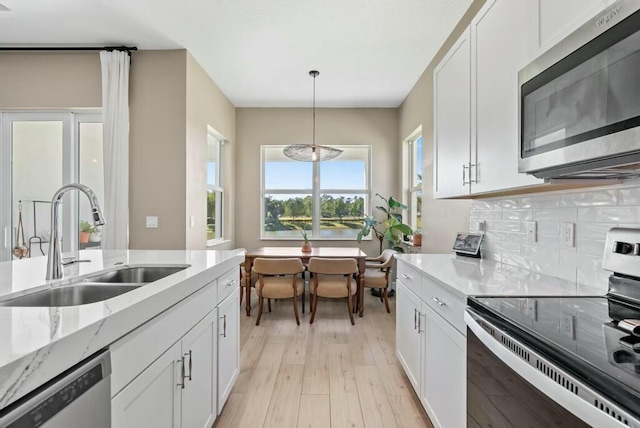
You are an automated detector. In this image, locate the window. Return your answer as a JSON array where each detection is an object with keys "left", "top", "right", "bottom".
[
  {"left": 207, "top": 130, "right": 224, "bottom": 244},
  {"left": 261, "top": 145, "right": 371, "bottom": 240},
  {"left": 407, "top": 130, "right": 422, "bottom": 231}
]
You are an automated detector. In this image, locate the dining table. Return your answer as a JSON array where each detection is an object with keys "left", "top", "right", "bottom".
[{"left": 243, "top": 246, "right": 368, "bottom": 317}]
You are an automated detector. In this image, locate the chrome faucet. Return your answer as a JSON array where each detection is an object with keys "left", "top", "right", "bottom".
[{"left": 46, "top": 184, "right": 106, "bottom": 280}]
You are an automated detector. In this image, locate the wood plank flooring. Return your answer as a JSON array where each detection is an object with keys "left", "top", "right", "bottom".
[{"left": 215, "top": 290, "right": 433, "bottom": 428}]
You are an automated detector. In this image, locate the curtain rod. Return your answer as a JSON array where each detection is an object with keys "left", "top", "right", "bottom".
[{"left": 0, "top": 46, "right": 137, "bottom": 55}]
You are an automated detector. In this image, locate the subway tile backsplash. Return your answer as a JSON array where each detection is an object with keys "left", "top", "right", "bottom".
[{"left": 469, "top": 182, "right": 640, "bottom": 293}]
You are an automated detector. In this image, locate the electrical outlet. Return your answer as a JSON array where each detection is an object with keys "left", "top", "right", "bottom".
[
  {"left": 525, "top": 221, "right": 537, "bottom": 243},
  {"left": 560, "top": 312, "right": 575, "bottom": 339},
  {"left": 478, "top": 220, "right": 487, "bottom": 232},
  {"left": 146, "top": 216, "right": 158, "bottom": 229},
  {"left": 562, "top": 222, "right": 575, "bottom": 247}
]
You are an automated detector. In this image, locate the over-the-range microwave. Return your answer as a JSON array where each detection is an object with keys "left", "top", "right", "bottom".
[{"left": 518, "top": 0, "right": 640, "bottom": 179}]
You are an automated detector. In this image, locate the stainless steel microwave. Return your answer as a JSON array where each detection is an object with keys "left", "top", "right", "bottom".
[{"left": 518, "top": 0, "right": 640, "bottom": 179}]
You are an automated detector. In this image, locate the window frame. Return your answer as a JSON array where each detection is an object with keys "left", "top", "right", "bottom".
[
  {"left": 206, "top": 128, "right": 225, "bottom": 246},
  {"left": 260, "top": 145, "right": 372, "bottom": 241},
  {"left": 405, "top": 127, "right": 423, "bottom": 232}
]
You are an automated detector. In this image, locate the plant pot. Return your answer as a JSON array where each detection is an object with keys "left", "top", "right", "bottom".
[
  {"left": 89, "top": 232, "right": 101, "bottom": 243},
  {"left": 79, "top": 231, "right": 90, "bottom": 244},
  {"left": 412, "top": 233, "right": 422, "bottom": 246},
  {"left": 301, "top": 242, "right": 312, "bottom": 253}
]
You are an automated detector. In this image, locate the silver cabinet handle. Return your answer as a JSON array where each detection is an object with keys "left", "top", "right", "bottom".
[
  {"left": 432, "top": 297, "right": 446, "bottom": 307},
  {"left": 178, "top": 356, "right": 186, "bottom": 389},
  {"left": 418, "top": 313, "right": 423, "bottom": 333},
  {"left": 220, "top": 314, "right": 227, "bottom": 337},
  {"left": 226, "top": 279, "right": 237, "bottom": 287},
  {"left": 414, "top": 308, "right": 417, "bottom": 330},
  {"left": 401, "top": 274, "right": 410, "bottom": 280},
  {"left": 469, "top": 163, "right": 478, "bottom": 184},
  {"left": 183, "top": 350, "right": 193, "bottom": 381},
  {"left": 463, "top": 164, "right": 468, "bottom": 185}
]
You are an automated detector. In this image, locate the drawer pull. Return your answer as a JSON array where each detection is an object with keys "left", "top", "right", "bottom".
[
  {"left": 414, "top": 308, "right": 417, "bottom": 330},
  {"left": 432, "top": 297, "right": 446, "bottom": 307},
  {"left": 178, "top": 356, "right": 186, "bottom": 389},
  {"left": 401, "top": 274, "right": 411, "bottom": 280},
  {"left": 226, "top": 279, "right": 237, "bottom": 287}
]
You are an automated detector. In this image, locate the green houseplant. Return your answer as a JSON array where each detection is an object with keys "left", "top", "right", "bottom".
[
  {"left": 357, "top": 194, "right": 413, "bottom": 254},
  {"left": 300, "top": 229, "right": 312, "bottom": 253},
  {"left": 79, "top": 220, "right": 96, "bottom": 244}
]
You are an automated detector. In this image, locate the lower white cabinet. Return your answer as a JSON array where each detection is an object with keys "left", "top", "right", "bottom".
[
  {"left": 112, "top": 341, "right": 182, "bottom": 428},
  {"left": 396, "top": 263, "right": 467, "bottom": 428},
  {"left": 216, "top": 290, "right": 240, "bottom": 413},
  {"left": 396, "top": 280, "right": 422, "bottom": 392},
  {"left": 111, "top": 266, "right": 241, "bottom": 428},
  {"left": 420, "top": 303, "right": 466, "bottom": 428}
]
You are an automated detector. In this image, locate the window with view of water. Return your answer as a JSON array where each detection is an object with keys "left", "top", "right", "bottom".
[{"left": 261, "top": 145, "right": 371, "bottom": 240}]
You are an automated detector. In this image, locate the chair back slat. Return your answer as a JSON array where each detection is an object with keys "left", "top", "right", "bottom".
[
  {"left": 308, "top": 257, "right": 357, "bottom": 275},
  {"left": 253, "top": 257, "right": 305, "bottom": 275}
]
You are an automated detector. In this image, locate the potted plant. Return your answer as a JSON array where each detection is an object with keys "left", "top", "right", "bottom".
[
  {"left": 79, "top": 220, "right": 95, "bottom": 244},
  {"left": 357, "top": 194, "right": 413, "bottom": 254},
  {"left": 412, "top": 230, "right": 422, "bottom": 247},
  {"left": 300, "top": 229, "right": 312, "bottom": 253},
  {"left": 300, "top": 229, "right": 311, "bottom": 253}
]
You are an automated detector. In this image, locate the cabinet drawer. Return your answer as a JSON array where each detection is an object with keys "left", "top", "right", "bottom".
[
  {"left": 422, "top": 276, "right": 466, "bottom": 335},
  {"left": 397, "top": 262, "right": 422, "bottom": 297},
  {"left": 217, "top": 267, "right": 239, "bottom": 304}
]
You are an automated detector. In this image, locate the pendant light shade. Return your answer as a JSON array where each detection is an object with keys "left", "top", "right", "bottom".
[{"left": 283, "top": 70, "right": 343, "bottom": 162}]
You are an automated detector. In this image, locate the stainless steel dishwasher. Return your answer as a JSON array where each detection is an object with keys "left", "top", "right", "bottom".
[{"left": 0, "top": 350, "right": 111, "bottom": 428}]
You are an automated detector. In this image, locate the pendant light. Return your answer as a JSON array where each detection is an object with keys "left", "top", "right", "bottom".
[{"left": 283, "top": 70, "right": 343, "bottom": 162}]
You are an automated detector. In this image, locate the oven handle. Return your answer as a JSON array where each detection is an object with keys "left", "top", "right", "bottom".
[{"left": 464, "top": 308, "right": 635, "bottom": 428}]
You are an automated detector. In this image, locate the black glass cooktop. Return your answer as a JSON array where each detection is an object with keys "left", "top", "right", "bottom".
[{"left": 468, "top": 294, "right": 640, "bottom": 418}]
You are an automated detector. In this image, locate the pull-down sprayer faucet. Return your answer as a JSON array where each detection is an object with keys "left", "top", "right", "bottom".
[{"left": 46, "top": 184, "right": 106, "bottom": 280}]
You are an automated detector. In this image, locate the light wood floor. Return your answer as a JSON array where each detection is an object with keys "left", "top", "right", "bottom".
[{"left": 214, "top": 290, "right": 433, "bottom": 428}]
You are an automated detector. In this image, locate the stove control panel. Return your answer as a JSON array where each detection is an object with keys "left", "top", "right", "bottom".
[{"left": 605, "top": 228, "right": 640, "bottom": 278}]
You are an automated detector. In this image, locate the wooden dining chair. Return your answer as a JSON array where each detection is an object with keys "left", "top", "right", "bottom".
[
  {"left": 308, "top": 257, "right": 358, "bottom": 325},
  {"left": 253, "top": 257, "right": 306, "bottom": 326},
  {"left": 363, "top": 249, "right": 396, "bottom": 314},
  {"left": 239, "top": 262, "right": 258, "bottom": 308}
]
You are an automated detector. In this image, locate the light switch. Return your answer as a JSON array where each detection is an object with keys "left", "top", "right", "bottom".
[
  {"left": 189, "top": 215, "right": 195, "bottom": 228},
  {"left": 146, "top": 216, "right": 158, "bottom": 228}
]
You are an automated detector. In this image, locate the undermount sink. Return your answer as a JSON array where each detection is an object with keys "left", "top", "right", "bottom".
[
  {"left": 0, "top": 284, "right": 142, "bottom": 307},
  {"left": 84, "top": 266, "right": 189, "bottom": 284},
  {"left": 0, "top": 264, "right": 190, "bottom": 307}
]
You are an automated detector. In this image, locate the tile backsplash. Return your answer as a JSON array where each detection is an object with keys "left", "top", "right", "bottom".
[{"left": 469, "top": 182, "right": 640, "bottom": 292}]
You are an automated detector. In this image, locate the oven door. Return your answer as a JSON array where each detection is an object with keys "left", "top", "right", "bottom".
[{"left": 465, "top": 308, "right": 635, "bottom": 427}]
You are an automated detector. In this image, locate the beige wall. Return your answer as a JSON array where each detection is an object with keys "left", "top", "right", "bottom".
[
  {"left": 185, "top": 52, "right": 236, "bottom": 250},
  {"left": 0, "top": 52, "right": 101, "bottom": 109},
  {"left": 0, "top": 49, "right": 235, "bottom": 250},
  {"left": 398, "top": 0, "right": 486, "bottom": 253},
  {"left": 235, "top": 108, "right": 398, "bottom": 256},
  {"left": 129, "top": 50, "right": 188, "bottom": 249}
]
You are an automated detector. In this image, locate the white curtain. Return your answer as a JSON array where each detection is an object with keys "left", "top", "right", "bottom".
[{"left": 100, "top": 50, "right": 130, "bottom": 250}]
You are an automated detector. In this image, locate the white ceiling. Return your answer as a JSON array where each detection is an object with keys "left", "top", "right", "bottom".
[{"left": 0, "top": 0, "right": 471, "bottom": 107}]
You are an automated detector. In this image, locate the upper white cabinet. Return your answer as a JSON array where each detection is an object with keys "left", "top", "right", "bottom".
[
  {"left": 433, "top": 0, "right": 613, "bottom": 198},
  {"left": 434, "top": 27, "right": 472, "bottom": 199},
  {"left": 470, "top": 0, "right": 543, "bottom": 194}
]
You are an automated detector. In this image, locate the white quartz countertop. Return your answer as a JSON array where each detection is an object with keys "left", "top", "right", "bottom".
[
  {"left": 394, "top": 253, "right": 607, "bottom": 300},
  {"left": 0, "top": 249, "right": 244, "bottom": 409}
]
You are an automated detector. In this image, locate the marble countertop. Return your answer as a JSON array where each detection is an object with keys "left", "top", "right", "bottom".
[
  {"left": 0, "top": 249, "right": 244, "bottom": 409},
  {"left": 394, "top": 253, "right": 607, "bottom": 300}
]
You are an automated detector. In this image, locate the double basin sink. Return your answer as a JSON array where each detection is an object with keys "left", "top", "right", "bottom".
[{"left": 0, "top": 265, "right": 189, "bottom": 307}]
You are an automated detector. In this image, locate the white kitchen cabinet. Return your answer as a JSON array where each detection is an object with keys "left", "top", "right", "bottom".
[
  {"left": 538, "top": 0, "right": 614, "bottom": 53},
  {"left": 217, "top": 290, "right": 240, "bottom": 413},
  {"left": 420, "top": 303, "right": 466, "bottom": 428},
  {"left": 396, "top": 280, "right": 423, "bottom": 393},
  {"left": 470, "top": 0, "right": 543, "bottom": 194},
  {"left": 181, "top": 311, "right": 218, "bottom": 428},
  {"left": 112, "top": 341, "right": 182, "bottom": 428},
  {"left": 434, "top": 26, "right": 472, "bottom": 199}
]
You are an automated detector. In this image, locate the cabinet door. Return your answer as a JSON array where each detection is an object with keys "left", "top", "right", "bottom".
[
  {"left": 421, "top": 303, "right": 466, "bottom": 428},
  {"left": 395, "top": 280, "right": 423, "bottom": 394},
  {"left": 217, "top": 290, "right": 240, "bottom": 413},
  {"left": 112, "top": 342, "right": 181, "bottom": 428},
  {"left": 538, "top": 0, "right": 614, "bottom": 53},
  {"left": 181, "top": 311, "right": 217, "bottom": 428},
  {"left": 471, "top": 0, "right": 543, "bottom": 194},
  {"left": 434, "top": 26, "right": 472, "bottom": 199}
]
